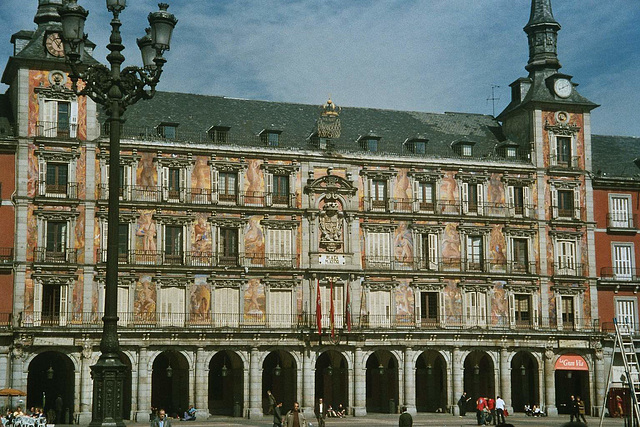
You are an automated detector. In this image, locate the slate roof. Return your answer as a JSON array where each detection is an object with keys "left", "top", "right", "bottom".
[
  {"left": 117, "top": 91, "right": 522, "bottom": 161},
  {"left": 592, "top": 135, "right": 640, "bottom": 179}
]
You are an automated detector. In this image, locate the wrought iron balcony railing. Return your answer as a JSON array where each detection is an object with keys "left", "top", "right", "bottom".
[
  {"left": 551, "top": 205, "right": 581, "bottom": 220},
  {"left": 36, "top": 181, "right": 79, "bottom": 199},
  {"left": 549, "top": 154, "right": 581, "bottom": 170},
  {"left": 35, "top": 121, "right": 78, "bottom": 139},
  {"left": 551, "top": 262, "right": 587, "bottom": 277},
  {"left": 607, "top": 213, "right": 637, "bottom": 230},
  {"left": 34, "top": 247, "right": 77, "bottom": 264},
  {"left": 600, "top": 267, "right": 640, "bottom": 282},
  {"left": 364, "top": 197, "right": 535, "bottom": 218},
  {"left": 0, "top": 247, "right": 14, "bottom": 263},
  {"left": 363, "top": 256, "right": 537, "bottom": 274},
  {"left": 99, "top": 250, "right": 299, "bottom": 268}
]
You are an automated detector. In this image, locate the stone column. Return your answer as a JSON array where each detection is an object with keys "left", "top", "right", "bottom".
[
  {"left": 194, "top": 348, "right": 209, "bottom": 419},
  {"left": 302, "top": 349, "right": 315, "bottom": 415},
  {"left": 594, "top": 348, "right": 605, "bottom": 417},
  {"left": 403, "top": 347, "right": 416, "bottom": 415},
  {"left": 544, "top": 348, "right": 557, "bottom": 416},
  {"left": 248, "top": 347, "right": 262, "bottom": 419},
  {"left": 77, "top": 349, "right": 93, "bottom": 424},
  {"left": 135, "top": 347, "right": 151, "bottom": 422},
  {"left": 353, "top": 347, "right": 366, "bottom": 416},
  {"left": 452, "top": 347, "right": 462, "bottom": 415},
  {"left": 499, "top": 347, "right": 512, "bottom": 413}
]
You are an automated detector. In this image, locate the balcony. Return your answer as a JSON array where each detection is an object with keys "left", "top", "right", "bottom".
[
  {"left": 607, "top": 214, "right": 637, "bottom": 232},
  {"left": 36, "top": 181, "right": 79, "bottom": 199},
  {"left": 100, "top": 250, "right": 298, "bottom": 269},
  {"left": 551, "top": 262, "right": 587, "bottom": 277},
  {"left": 16, "top": 311, "right": 599, "bottom": 333},
  {"left": 551, "top": 205, "right": 581, "bottom": 220},
  {"left": 35, "top": 121, "right": 78, "bottom": 139},
  {"left": 549, "top": 154, "right": 581, "bottom": 171},
  {"left": 362, "top": 256, "right": 537, "bottom": 275},
  {"left": 34, "top": 247, "right": 77, "bottom": 264},
  {"left": 364, "top": 197, "right": 535, "bottom": 218},
  {"left": 0, "top": 247, "right": 14, "bottom": 264},
  {"left": 600, "top": 267, "right": 640, "bottom": 282}
]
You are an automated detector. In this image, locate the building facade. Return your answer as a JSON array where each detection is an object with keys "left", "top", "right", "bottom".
[{"left": 0, "top": 0, "right": 622, "bottom": 422}]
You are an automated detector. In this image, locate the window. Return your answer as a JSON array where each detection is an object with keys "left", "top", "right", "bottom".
[
  {"left": 508, "top": 185, "right": 530, "bottom": 216},
  {"left": 552, "top": 188, "right": 579, "bottom": 219},
  {"left": 422, "top": 233, "right": 439, "bottom": 270},
  {"left": 168, "top": 168, "right": 180, "bottom": 199},
  {"left": 320, "top": 283, "right": 344, "bottom": 329},
  {"left": 261, "top": 130, "right": 281, "bottom": 146},
  {"left": 42, "top": 284, "right": 62, "bottom": 322},
  {"left": 46, "top": 220, "right": 67, "bottom": 260},
  {"left": 118, "top": 224, "right": 129, "bottom": 262},
  {"left": 266, "top": 228, "right": 293, "bottom": 267},
  {"left": 218, "top": 171, "right": 237, "bottom": 203},
  {"left": 461, "top": 182, "right": 484, "bottom": 215},
  {"left": 272, "top": 174, "right": 289, "bottom": 205},
  {"left": 158, "top": 123, "right": 178, "bottom": 139},
  {"left": 219, "top": 227, "right": 239, "bottom": 266},
  {"left": 461, "top": 144, "right": 472, "bottom": 156},
  {"left": 213, "top": 286, "right": 240, "bottom": 327},
  {"left": 506, "top": 147, "right": 517, "bottom": 158},
  {"left": 269, "top": 289, "right": 293, "bottom": 327},
  {"left": 511, "top": 238, "right": 529, "bottom": 273},
  {"left": 208, "top": 126, "right": 230, "bottom": 143},
  {"left": 616, "top": 298, "right": 637, "bottom": 332},
  {"left": 361, "top": 138, "right": 378, "bottom": 152},
  {"left": 416, "top": 182, "right": 435, "bottom": 212},
  {"left": 514, "top": 294, "right": 531, "bottom": 326},
  {"left": 41, "top": 99, "right": 76, "bottom": 138},
  {"left": 466, "top": 235, "right": 484, "bottom": 271},
  {"left": 46, "top": 163, "right": 68, "bottom": 195},
  {"left": 369, "top": 290, "right": 391, "bottom": 327},
  {"left": 610, "top": 195, "right": 633, "bottom": 229},
  {"left": 465, "top": 291, "right": 487, "bottom": 327},
  {"left": 613, "top": 243, "right": 634, "bottom": 280},
  {"left": 371, "top": 179, "right": 387, "bottom": 210},
  {"left": 420, "top": 292, "right": 439, "bottom": 324},
  {"left": 161, "top": 165, "right": 185, "bottom": 202},
  {"left": 159, "top": 287, "right": 185, "bottom": 326},
  {"left": 164, "top": 225, "right": 183, "bottom": 264},
  {"left": 34, "top": 281, "right": 69, "bottom": 326},
  {"left": 407, "top": 140, "right": 426, "bottom": 154},
  {"left": 561, "top": 296, "right": 575, "bottom": 327},
  {"left": 366, "top": 231, "right": 390, "bottom": 267},
  {"left": 556, "top": 136, "right": 572, "bottom": 166},
  {"left": 556, "top": 240, "right": 577, "bottom": 275}
]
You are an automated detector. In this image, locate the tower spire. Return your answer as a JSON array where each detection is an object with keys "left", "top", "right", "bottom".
[
  {"left": 34, "top": 0, "right": 62, "bottom": 26},
  {"left": 524, "top": 0, "right": 561, "bottom": 74}
]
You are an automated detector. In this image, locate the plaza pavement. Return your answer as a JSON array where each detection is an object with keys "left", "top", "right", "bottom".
[{"left": 74, "top": 413, "right": 627, "bottom": 426}]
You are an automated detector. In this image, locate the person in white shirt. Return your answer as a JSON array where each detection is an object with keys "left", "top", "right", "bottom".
[{"left": 495, "top": 396, "right": 506, "bottom": 425}]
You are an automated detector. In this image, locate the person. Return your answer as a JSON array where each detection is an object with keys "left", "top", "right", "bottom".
[
  {"left": 569, "top": 395, "right": 578, "bottom": 422},
  {"left": 326, "top": 405, "right": 337, "bottom": 417},
  {"left": 55, "top": 396, "right": 63, "bottom": 423},
  {"left": 524, "top": 403, "right": 532, "bottom": 416},
  {"left": 273, "top": 402, "right": 283, "bottom": 427},
  {"left": 458, "top": 391, "right": 470, "bottom": 417},
  {"left": 495, "top": 395, "right": 506, "bottom": 425},
  {"left": 576, "top": 396, "right": 587, "bottom": 424},
  {"left": 182, "top": 405, "right": 196, "bottom": 421},
  {"left": 151, "top": 409, "right": 172, "bottom": 427},
  {"left": 615, "top": 394, "right": 624, "bottom": 417},
  {"left": 283, "top": 401, "right": 307, "bottom": 427},
  {"left": 267, "top": 390, "right": 277, "bottom": 415},
  {"left": 336, "top": 404, "right": 346, "bottom": 417},
  {"left": 487, "top": 396, "right": 496, "bottom": 425},
  {"left": 398, "top": 406, "right": 412, "bottom": 427},
  {"left": 315, "top": 398, "right": 326, "bottom": 427},
  {"left": 476, "top": 396, "right": 487, "bottom": 426}
]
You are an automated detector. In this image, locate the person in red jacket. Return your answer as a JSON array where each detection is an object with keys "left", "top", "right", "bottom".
[
  {"left": 476, "top": 396, "right": 487, "bottom": 426},
  {"left": 487, "top": 397, "right": 496, "bottom": 425}
]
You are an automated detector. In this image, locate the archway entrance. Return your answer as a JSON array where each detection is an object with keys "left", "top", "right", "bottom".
[
  {"left": 119, "top": 352, "right": 133, "bottom": 420},
  {"left": 511, "top": 351, "right": 539, "bottom": 412},
  {"left": 463, "top": 351, "right": 495, "bottom": 404},
  {"left": 262, "top": 350, "right": 297, "bottom": 415},
  {"left": 365, "top": 350, "right": 398, "bottom": 413},
  {"left": 209, "top": 350, "right": 244, "bottom": 416},
  {"left": 315, "top": 351, "right": 348, "bottom": 410},
  {"left": 27, "top": 351, "right": 74, "bottom": 423},
  {"left": 554, "top": 353, "right": 590, "bottom": 415},
  {"left": 416, "top": 351, "right": 447, "bottom": 412},
  {"left": 151, "top": 351, "right": 189, "bottom": 418}
]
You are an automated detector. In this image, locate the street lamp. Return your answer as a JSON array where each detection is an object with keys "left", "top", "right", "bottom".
[
  {"left": 474, "top": 364, "right": 480, "bottom": 375},
  {"left": 58, "top": 2, "right": 177, "bottom": 427},
  {"left": 46, "top": 365, "right": 54, "bottom": 380},
  {"left": 166, "top": 364, "right": 173, "bottom": 378},
  {"left": 378, "top": 363, "right": 385, "bottom": 375},
  {"left": 520, "top": 364, "right": 526, "bottom": 376}
]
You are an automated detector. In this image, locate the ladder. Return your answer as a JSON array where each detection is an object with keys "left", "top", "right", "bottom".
[{"left": 600, "top": 318, "right": 640, "bottom": 427}]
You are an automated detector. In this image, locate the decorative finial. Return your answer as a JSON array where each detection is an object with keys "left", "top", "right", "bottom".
[{"left": 318, "top": 96, "right": 341, "bottom": 138}]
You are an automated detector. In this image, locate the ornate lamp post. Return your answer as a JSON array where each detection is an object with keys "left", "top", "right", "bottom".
[{"left": 58, "top": 1, "right": 177, "bottom": 426}]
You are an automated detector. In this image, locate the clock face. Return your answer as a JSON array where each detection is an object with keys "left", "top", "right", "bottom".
[
  {"left": 45, "top": 33, "right": 65, "bottom": 58},
  {"left": 554, "top": 78, "right": 572, "bottom": 98}
]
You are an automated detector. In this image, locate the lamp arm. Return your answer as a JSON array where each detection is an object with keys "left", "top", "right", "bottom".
[{"left": 119, "top": 66, "right": 163, "bottom": 109}]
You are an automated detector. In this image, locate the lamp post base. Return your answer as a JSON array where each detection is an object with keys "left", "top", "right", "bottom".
[{"left": 88, "top": 356, "right": 127, "bottom": 427}]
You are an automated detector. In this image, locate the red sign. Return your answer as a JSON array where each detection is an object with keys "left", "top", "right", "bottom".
[{"left": 555, "top": 354, "right": 589, "bottom": 371}]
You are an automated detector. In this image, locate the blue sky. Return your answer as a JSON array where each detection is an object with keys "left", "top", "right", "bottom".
[{"left": 1, "top": 0, "right": 638, "bottom": 137}]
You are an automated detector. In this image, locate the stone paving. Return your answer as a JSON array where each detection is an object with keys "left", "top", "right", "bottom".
[{"left": 100, "top": 413, "right": 627, "bottom": 426}]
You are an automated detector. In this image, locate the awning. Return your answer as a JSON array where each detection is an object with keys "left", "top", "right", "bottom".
[{"left": 555, "top": 354, "right": 588, "bottom": 371}]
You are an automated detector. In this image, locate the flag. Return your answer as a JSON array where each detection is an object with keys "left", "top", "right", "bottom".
[
  {"left": 345, "top": 283, "right": 352, "bottom": 332},
  {"left": 330, "top": 279, "right": 335, "bottom": 338},
  {"left": 316, "top": 279, "right": 322, "bottom": 336}
]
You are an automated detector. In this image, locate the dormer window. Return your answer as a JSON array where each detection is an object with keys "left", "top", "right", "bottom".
[
  {"left": 309, "top": 133, "right": 329, "bottom": 150},
  {"left": 208, "top": 125, "right": 230, "bottom": 143},
  {"left": 405, "top": 137, "right": 428, "bottom": 155},
  {"left": 359, "top": 134, "right": 381, "bottom": 152},
  {"left": 506, "top": 147, "right": 517, "bottom": 158},
  {"left": 452, "top": 141, "right": 475, "bottom": 157},
  {"left": 158, "top": 122, "right": 179, "bottom": 139},
  {"left": 260, "top": 129, "right": 282, "bottom": 147}
]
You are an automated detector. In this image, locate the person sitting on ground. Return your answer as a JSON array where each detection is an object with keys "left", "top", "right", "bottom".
[
  {"left": 336, "top": 403, "right": 346, "bottom": 418},
  {"left": 326, "top": 405, "right": 337, "bottom": 418},
  {"left": 524, "top": 403, "right": 532, "bottom": 416},
  {"left": 182, "top": 405, "right": 196, "bottom": 421}
]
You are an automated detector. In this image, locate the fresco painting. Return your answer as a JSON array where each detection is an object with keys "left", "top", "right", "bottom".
[
  {"left": 135, "top": 210, "right": 157, "bottom": 252},
  {"left": 487, "top": 173, "right": 505, "bottom": 215},
  {"left": 72, "top": 273, "right": 83, "bottom": 321},
  {"left": 191, "top": 212, "right": 211, "bottom": 254},
  {"left": 491, "top": 281, "right": 508, "bottom": 325},
  {"left": 244, "top": 159, "right": 264, "bottom": 205},
  {"left": 444, "top": 280, "right": 462, "bottom": 319},
  {"left": 489, "top": 224, "right": 506, "bottom": 270},
  {"left": 75, "top": 208, "right": 85, "bottom": 263},
  {"left": 441, "top": 223, "right": 461, "bottom": 262},
  {"left": 26, "top": 206, "right": 37, "bottom": 262},
  {"left": 133, "top": 275, "right": 156, "bottom": 321},
  {"left": 191, "top": 156, "right": 210, "bottom": 190},
  {"left": 394, "top": 169, "right": 411, "bottom": 200},
  {"left": 24, "top": 277, "right": 34, "bottom": 316},
  {"left": 440, "top": 171, "right": 457, "bottom": 204},
  {"left": 76, "top": 146, "right": 86, "bottom": 199},
  {"left": 244, "top": 278, "right": 265, "bottom": 322},
  {"left": 27, "top": 145, "right": 37, "bottom": 198},
  {"left": 244, "top": 216, "right": 264, "bottom": 261},
  {"left": 393, "top": 222, "right": 413, "bottom": 265},
  {"left": 549, "top": 294, "right": 557, "bottom": 326},
  {"left": 137, "top": 152, "right": 156, "bottom": 188},
  {"left": 395, "top": 280, "right": 414, "bottom": 323},
  {"left": 190, "top": 275, "right": 211, "bottom": 323}
]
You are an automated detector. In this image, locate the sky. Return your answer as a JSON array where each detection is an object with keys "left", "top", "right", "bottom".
[{"left": 0, "top": 0, "right": 638, "bottom": 137}]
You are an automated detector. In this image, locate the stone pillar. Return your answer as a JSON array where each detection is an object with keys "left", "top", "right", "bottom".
[
  {"left": 77, "top": 349, "right": 93, "bottom": 424},
  {"left": 499, "top": 347, "right": 512, "bottom": 413},
  {"left": 135, "top": 347, "right": 151, "bottom": 422},
  {"left": 302, "top": 349, "right": 315, "bottom": 415},
  {"left": 594, "top": 348, "right": 605, "bottom": 416},
  {"left": 248, "top": 347, "right": 262, "bottom": 419},
  {"left": 403, "top": 347, "right": 416, "bottom": 415},
  {"left": 353, "top": 347, "right": 366, "bottom": 416},
  {"left": 194, "top": 348, "right": 209, "bottom": 419},
  {"left": 544, "top": 348, "right": 557, "bottom": 416},
  {"left": 452, "top": 347, "right": 462, "bottom": 415}
]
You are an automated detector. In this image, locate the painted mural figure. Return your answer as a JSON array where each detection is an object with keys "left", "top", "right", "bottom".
[
  {"left": 319, "top": 199, "right": 343, "bottom": 252},
  {"left": 136, "top": 214, "right": 157, "bottom": 252}
]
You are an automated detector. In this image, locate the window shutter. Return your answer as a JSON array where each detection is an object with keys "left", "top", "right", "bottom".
[
  {"left": 477, "top": 183, "right": 484, "bottom": 215},
  {"left": 59, "top": 285, "right": 68, "bottom": 326},
  {"left": 123, "top": 165, "right": 131, "bottom": 200},
  {"left": 523, "top": 186, "right": 531, "bottom": 217},
  {"left": 162, "top": 166, "right": 169, "bottom": 200},
  {"left": 507, "top": 185, "right": 515, "bottom": 216},
  {"left": 61, "top": 222, "right": 68, "bottom": 253},
  {"left": 266, "top": 173, "right": 273, "bottom": 206},
  {"left": 438, "top": 292, "right": 446, "bottom": 326},
  {"left": 117, "top": 287, "right": 129, "bottom": 325},
  {"left": 33, "top": 281, "right": 42, "bottom": 326},
  {"left": 509, "top": 293, "right": 516, "bottom": 328},
  {"left": 478, "top": 292, "right": 487, "bottom": 327},
  {"left": 43, "top": 100, "right": 55, "bottom": 137},
  {"left": 179, "top": 168, "right": 186, "bottom": 201},
  {"left": 101, "top": 220, "right": 108, "bottom": 262},
  {"left": 461, "top": 182, "right": 469, "bottom": 214},
  {"left": 211, "top": 169, "right": 219, "bottom": 203},
  {"left": 412, "top": 180, "right": 420, "bottom": 211},
  {"left": 367, "top": 179, "right": 374, "bottom": 210},
  {"left": 550, "top": 135, "right": 558, "bottom": 166},
  {"left": 70, "top": 100, "right": 78, "bottom": 138},
  {"left": 335, "top": 285, "right": 344, "bottom": 328},
  {"left": 532, "top": 293, "right": 539, "bottom": 328},
  {"left": 465, "top": 292, "right": 474, "bottom": 325},
  {"left": 573, "top": 188, "right": 580, "bottom": 219},
  {"left": 551, "top": 188, "right": 558, "bottom": 219},
  {"left": 428, "top": 233, "right": 438, "bottom": 270},
  {"left": 574, "top": 296, "right": 581, "bottom": 330},
  {"left": 38, "top": 160, "right": 47, "bottom": 196}
]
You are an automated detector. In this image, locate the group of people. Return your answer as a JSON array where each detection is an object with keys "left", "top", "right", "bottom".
[
  {"left": 524, "top": 404, "right": 545, "bottom": 417},
  {"left": 1, "top": 407, "right": 46, "bottom": 426},
  {"left": 267, "top": 391, "right": 348, "bottom": 427},
  {"left": 457, "top": 392, "right": 507, "bottom": 426},
  {"left": 568, "top": 395, "right": 588, "bottom": 424}
]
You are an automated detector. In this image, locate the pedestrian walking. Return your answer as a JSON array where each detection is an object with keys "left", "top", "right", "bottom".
[
  {"left": 398, "top": 406, "right": 412, "bottom": 427},
  {"left": 267, "top": 390, "right": 276, "bottom": 415},
  {"left": 315, "top": 398, "right": 326, "bottom": 427},
  {"left": 495, "top": 396, "right": 506, "bottom": 425},
  {"left": 487, "top": 396, "right": 496, "bottom": 425},
  {"left": 283, "top": 402, "right": 307, "bottom": 427},
  {"left": 476, "top": 396, "right": 487, "bottom": 426},
  {"left": 576, "top": 396, "right": 587, "bottom": 424},
  {"left": 273, "top": 402, "right": 283, "bottom": 427},
  {"left": 569, "top": 395, "right": 578, "bottom": 422},
  {"left": 151, "top": 409, "right": 172, "bottom": 427},
  {"left": 458, "top": 391, "right": 470, "bottom": 417}
]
